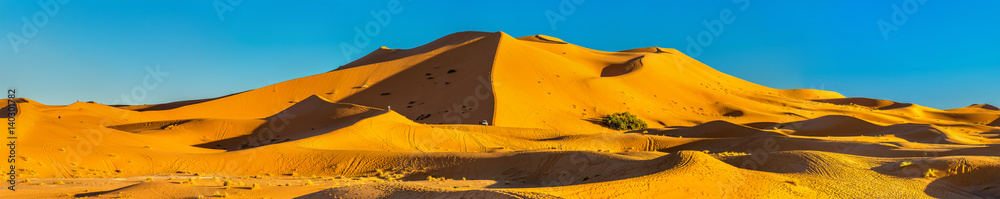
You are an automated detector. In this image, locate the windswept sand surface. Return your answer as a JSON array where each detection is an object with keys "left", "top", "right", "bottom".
[{"left": 4, "top": 31, "right": 999, "bottom": 198}]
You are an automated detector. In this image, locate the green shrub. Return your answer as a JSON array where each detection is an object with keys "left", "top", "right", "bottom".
[{"left": 603, "top": 112, "right": 647, "bottom": 131}]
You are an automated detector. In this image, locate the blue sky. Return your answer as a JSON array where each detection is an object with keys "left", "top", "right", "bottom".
[{"left": 1, "top": 0, "right": 997, "bottom": 109}]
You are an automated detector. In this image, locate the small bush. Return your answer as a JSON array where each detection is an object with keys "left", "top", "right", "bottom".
[
  {"left": 183, "top": 178, "right": 196, "bottom": 185},
  {"left": 924, "top": 169, "right": 938, "bottom": 178},
  {"left": 899, "top": 161, "right": 913, "bottom": 168},
  {"left": 426, "top": 175, "right": 446, "bottom": 182},
  {"left": 715, "top": 151, "right": 751, "bottom": 157},
  {"left": 603, "top": 112, "right": 647, "bottom": 131}
]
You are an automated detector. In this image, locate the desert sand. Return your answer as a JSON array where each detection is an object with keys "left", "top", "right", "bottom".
[{"left": 3, "top": 31, "right": 999, "bottom": 198}]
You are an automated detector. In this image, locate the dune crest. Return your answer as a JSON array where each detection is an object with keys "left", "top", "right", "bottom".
[{"left": 969, "top": 103, "right": 999, "bottom": 111}]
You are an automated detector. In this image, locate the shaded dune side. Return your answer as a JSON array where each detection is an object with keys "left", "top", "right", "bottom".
[
  {"left": 813, "top": 97, "right": 913, "bottom": 110},
  {"left": 122, "top": 32, "right": 493, "bottom": 118},
  {"left": 334, "top": 31, "right": 500, "bottom": 71},
  {"left": 724, "top": 151, "right": 882, "bottom": 178},
  {"left": 105, "top": 95, "right": 395, "bottom": 151},
  {"left": 515, "top": 35, "right": 568, "bottom": 44},
  {"left": 2, "top": 98, "right": 31, "bottom": 118},
  {"left": 520, "top": 151, "right": 795, "bottom": 198},
  {"left": 618, "top": 47, "right": 673, "bottom": 53},
  {"left": 112, "top": 98, "right": 215, "bottom": 111},
  {"left": 111, "top": 91, "right": 248, "bottom": 112},
  {"left": 968, "top": 104, "right": 999, "bottom": 111},
  {"left": 771, "top": 115, "right": 979, "bottom": 144},
  {"left": 116, "top": 119, "right": 267, "bottom": 148},
  {"left": 136, "top": 31, "right": 501, "bottom": 125},
  {"left": 151, "top": 133, "right": 995, "bottom": 178},
  {"left": 154, "top": 149, "right": 670, "bottom": 183},
  {"left": 301, "top": 151, "right": 781, "bottom": 198},
  {"left": 0, "top": 99, "right": 10, "bottom": 118},
  {"left": 299, "top": 183, "right": 560, "bottom": 199},
  {"left": 336, "top": 33, "right": 500, "bottom": 125},
  {"left": 808, "top": 98, "right": 998, "bottom": 127},
  {"left": 653, "top": 120, "right": 785, "bottom": 138},
  {"left": 193, "top": 95, "right": 397, "bottom": 150},
  {"left": 601, "top": 55, "right": 644, "bottom": 77}
]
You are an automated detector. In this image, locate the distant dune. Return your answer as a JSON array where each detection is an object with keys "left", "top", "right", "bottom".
[{"left": 5, "top": 31, "right": 999, "bottom": 198}]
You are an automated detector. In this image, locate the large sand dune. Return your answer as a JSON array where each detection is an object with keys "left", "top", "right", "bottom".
[{"left": 4, "top": 31, "right": 999, "bottom": 198}]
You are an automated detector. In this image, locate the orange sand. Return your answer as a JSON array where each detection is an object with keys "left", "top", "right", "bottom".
[{"left": 3, "top": 31, "right": 998, "bottom": 198}]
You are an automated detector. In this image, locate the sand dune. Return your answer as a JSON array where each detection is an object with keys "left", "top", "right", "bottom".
[
  {"left": 968, "top": 104, "right": 999, "bottom": 111},
  {"left": 813, "top": 97, "right": 914, "bottom": 110},
  {"left": 5, "top": 31, "right": 999, "bottom": 198}
]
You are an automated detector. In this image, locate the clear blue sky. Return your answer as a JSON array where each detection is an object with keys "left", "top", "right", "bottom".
[{"left": 2, "top": 0, "right": 997, "bottom": 109}]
